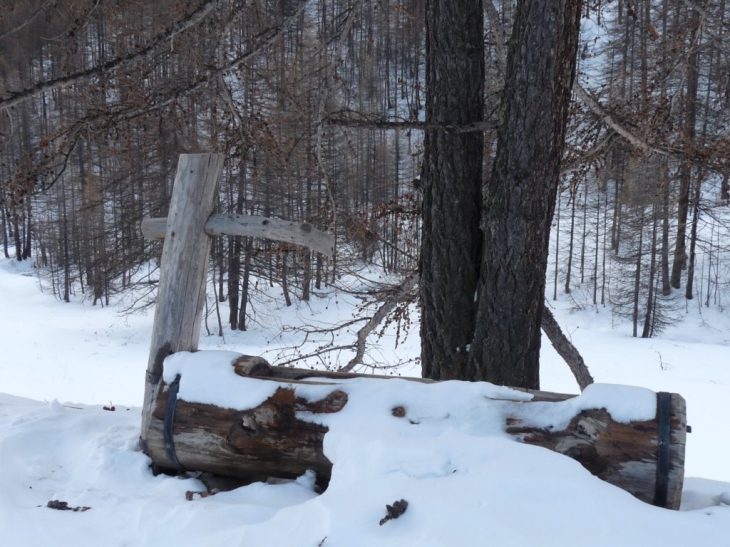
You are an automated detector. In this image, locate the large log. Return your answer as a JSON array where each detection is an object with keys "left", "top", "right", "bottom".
[{"left": 143, "top": 356, "right": 687, "bottom": 509}]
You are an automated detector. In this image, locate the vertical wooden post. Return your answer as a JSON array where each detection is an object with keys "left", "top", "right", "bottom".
[{"left": 140, "top": 153, "right": 224, "bottom": 450}]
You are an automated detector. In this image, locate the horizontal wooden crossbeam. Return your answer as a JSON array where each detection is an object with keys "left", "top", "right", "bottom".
[{"left": 141, "top": 213, "right": 334, "bottom": 256}]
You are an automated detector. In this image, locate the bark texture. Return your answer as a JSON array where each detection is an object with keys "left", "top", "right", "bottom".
[
  {"left": 468, "top": 0, "right": 583, "bottom": 388},
  {"left": 420, "top": 0, "right": 484, "bottom": 379}
]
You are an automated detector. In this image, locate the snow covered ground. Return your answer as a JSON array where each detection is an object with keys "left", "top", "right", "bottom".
[{"left": 1, "top": 255, "right": 729, "bottom": 546}]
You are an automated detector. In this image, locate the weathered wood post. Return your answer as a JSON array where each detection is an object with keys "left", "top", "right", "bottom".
[
  {"left": 140, "top": 153, "right": 225, "bottom": 452},
  {"left": 137, "top": 155, "right": 686, "bottom": 510}
]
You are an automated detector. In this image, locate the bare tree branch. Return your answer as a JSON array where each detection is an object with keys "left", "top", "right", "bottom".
[
  {"left": 326, "top": 113, "right": 497, "bottom": 133},
  {"left": 573, "top": 81, "right": 668, "bottom": 157},
  {"left": 335, "top": 271, "right": 594, "bottom": 390},
  {"left": 340, "top": 272, "right": 419, "bottom": 372},
  {"left": 0, "top": 0, "right": 227, "bottom": 110},
  {"left": 0, "top": 0, "right": 58, "bottom": 42},
  {"left": 18, "top": 0, "right": 312, "bottom": 198}
]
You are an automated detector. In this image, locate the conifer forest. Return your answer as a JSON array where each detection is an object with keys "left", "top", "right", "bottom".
[{"left": 1, "top": 0, "right": 729, "bottom": 344}]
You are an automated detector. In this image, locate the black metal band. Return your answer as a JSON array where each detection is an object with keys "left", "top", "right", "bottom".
[
  {"left": 653, "top": 391, "right": 671, "bottom": 507},
  {"left": 163, "top": 374, "right": 185, "bottom": 471}
]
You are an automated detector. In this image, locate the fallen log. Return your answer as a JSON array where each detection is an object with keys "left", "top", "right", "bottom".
[{"left": 143, "top": 354, "right": 687, "bottom": 509}]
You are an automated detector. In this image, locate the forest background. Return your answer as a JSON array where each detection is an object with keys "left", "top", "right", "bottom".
[{"left": 1, "top": 0, "right": 729, "bottom": 366}]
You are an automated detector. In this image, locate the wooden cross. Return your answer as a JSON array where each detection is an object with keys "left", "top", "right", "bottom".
[{"left": 138, "top": 153, "right": 334, "bottom": 449}]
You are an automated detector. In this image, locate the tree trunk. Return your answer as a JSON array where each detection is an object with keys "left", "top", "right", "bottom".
[
  {"left": 685, "top": 179, "right": 702, "bottom": 300},
  {"left": 228, "top": 235, "right": 241, "bottom": 330},
  {"left": 593, "top": 187, "right": 600, "bottom": 305},
  {"left": 229, "top": 168, "right": 248, "bottom": 329},
  {"left": 13, "top": 218, "right": 22, "bottom": 262},
  {"left": 0, "top": 196, "right": 8, "bottom": 259},
  {"left": 601, "top": 184, "right": 608, "bottom": 305},
  {"left": 420, "top": 0, "right": 484, "bottom": 380},
  {"left": 642, "top": 205, "right": 658, "bottom": 338},
  {"left": 468, "top": 0, "right": 583, "bottom": 389},
  {"left": 670, "top": 5, "right": 701, "bottom": 289},
  {"left": 302, "top": 249, "right": 311, "bottom": 302},
  {"left": 632, "top": 212, "right": 644, "bottom": 338},
  {"left": 239, "top": 237, "right": 253, "bottom": 330},
  {"left": 23, "top": 204, "right": 31, "bottom": 260},
  {"left": 670, "top": 163, "right": 691, "bottom": 289},
  {"left": 661, "top": 173, "right": 671, "bottom": 296},
  {"left": 553, "top": 190, "right": 561, "bottom": 301},
  {"left": 61, "top": 180, "right": 71, "bottom": 302},
  {"left": 217, "top": 236, "right": 225, "bottom": 302},
  {"left": 611, "top": 174, "right": 623, "bottom": 253},
  {"left": 281, "top": 249, "right": 292, "bottom": 307},
  {"left": 580, "top": 185, "right": 587, "bottom": 283}
]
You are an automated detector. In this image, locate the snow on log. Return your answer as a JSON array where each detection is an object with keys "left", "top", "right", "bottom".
[
  {"left": 141, "top": 214, "right": 334, "bottom": 256},
  {"left": 142, "top": 354, "right": 687, "bottom": 510}
]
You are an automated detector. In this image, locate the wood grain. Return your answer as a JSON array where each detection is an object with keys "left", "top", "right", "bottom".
[{"left": 142, "top": 213, "right": 334, "bottom": 256}]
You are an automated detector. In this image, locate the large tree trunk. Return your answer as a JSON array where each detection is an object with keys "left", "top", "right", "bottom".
[
  {"left": 467, "top": 0, "right": 583, "bottom": 388},
  {"left": 420, "top": 0, "right": 484, "bottom": 380}
]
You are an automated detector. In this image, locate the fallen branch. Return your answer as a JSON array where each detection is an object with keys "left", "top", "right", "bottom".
[
  {"left": 540, "top": 304, "right": 594, "bottom": 390},
  {"left": 46, "top": 500, "right": 91, "bottom": 512},
  {"left": 342, "top": 272, "right": 593, "bottom": 389},
  {"left": 340, "top": 272, "right": 419, "bottom": 372}
]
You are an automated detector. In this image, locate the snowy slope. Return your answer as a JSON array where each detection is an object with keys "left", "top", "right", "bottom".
[{"left": 1, "top": 256, "right": 729, "bottom": 546}]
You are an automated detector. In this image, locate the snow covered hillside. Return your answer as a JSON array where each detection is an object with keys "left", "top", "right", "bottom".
[{"left": 1, "top": 255, "right": 729, "bottom": 546}]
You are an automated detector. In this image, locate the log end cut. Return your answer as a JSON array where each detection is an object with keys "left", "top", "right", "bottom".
[{"left": 506, "top": 392, "right": 686, "bottom": 510}]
